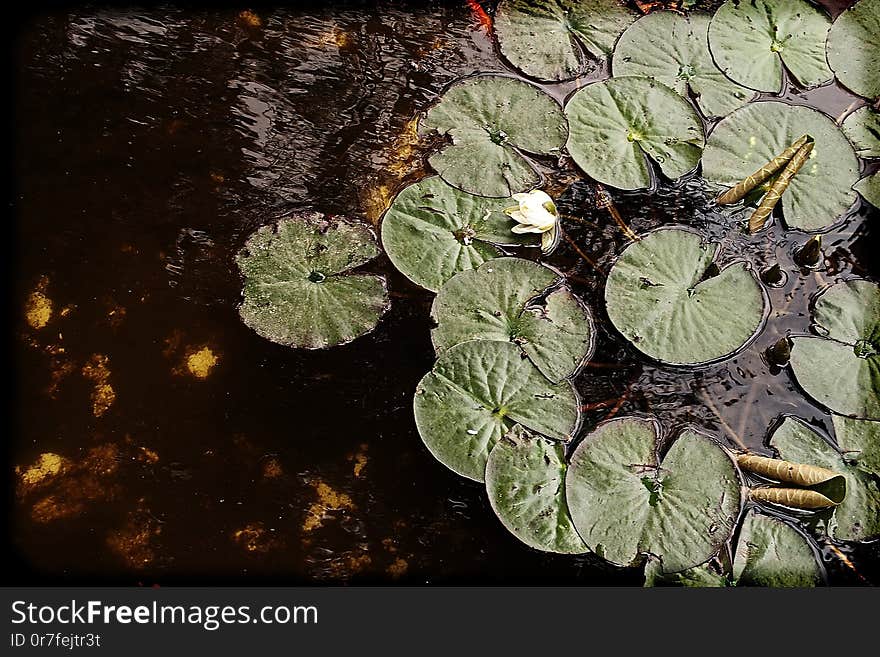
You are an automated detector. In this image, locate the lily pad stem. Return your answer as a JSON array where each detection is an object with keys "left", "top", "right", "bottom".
[
  {"left": 596, "top": 184, "right": 640, "bottom": 241},
  {"left": 697, "top": 389, "right": 747, "bottom": 450},
  {"left": 562, "top": 233, "right": 604, "bottom": 276}
]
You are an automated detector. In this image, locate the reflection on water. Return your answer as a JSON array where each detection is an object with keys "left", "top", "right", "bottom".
[{"left": 12, "top": 1, "right": 879, "bottom": 585}]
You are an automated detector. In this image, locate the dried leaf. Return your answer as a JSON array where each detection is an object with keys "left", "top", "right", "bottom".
[
  {"left": 736, "top": 453, "right": 840, "bottom": 487},
  {"left": 749, "top": 486, "right": 840, "bottom": 509},
  {"left": 748, "top": 139, "right": 814, "bottom": 233},
  {"left": 716, "top": 134, "right": 809, "bottom": 205}
]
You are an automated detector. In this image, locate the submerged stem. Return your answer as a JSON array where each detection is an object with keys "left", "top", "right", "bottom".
[{"left": 596, "top": 184, "right": 640, "bottom": 241}]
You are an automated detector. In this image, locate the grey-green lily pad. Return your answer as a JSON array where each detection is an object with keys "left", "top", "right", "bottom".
[
  {"left": 827, "top": 0, "right": 880, "bottom": 100},
  {"left": 702, "top": 102, "right": 860, "bottom": 232},
  {"left": 485, "top": 425, "right": 588, "bottom": 554},
  {"left": 855, "top": 171, "right": 880, "bottom": 208},
  {"left": 842, "top": 106, "right": 880, "bottom": 158},
  {"left": 708, "top": 0, "right": 833, "bottom": 93},
  {"left": 612, "top": 11, "right": 756, "bottom": 118},
  {"left": 833, "top": 414, "right": 880, "bottom": 475},
  {"left": 236, "top": 213, "right": 389, "bottom": 349},
  {"left": 414, "top": 340, "right": 580, "bottom": 482},
  {"left": 419, "top": 76, "right": 567, "bottom": 198},
  {"left": 566, "top": 417, "right": 742, "bottom": 573},
  {"left": 604, "top": 228, "right": 767, "bottom": 366},
  {"left": 380, "top": 176, "right": 537, "bottom": 292},
  {"left": 493, "top": 0, "right": 637, "bottom": 82},
  {"left": 769, "top": 416, "right": 880, "bottom": 541},
  {"left": 643, "top": 560, "right": 728, "bottom": 587},
  {"left": 732, "top": 511, "right": 822, "bottom": 587},
  {"left": 789, "top": 279, "right": 880, "bottom": 420},
  {"left": 431, "top": 258, "right": 594, "bottom": 383},
  {"left": 565, "top": 76, "right": 704, "bottom": 190}
]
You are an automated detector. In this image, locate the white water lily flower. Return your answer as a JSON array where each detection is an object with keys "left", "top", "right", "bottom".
[{"left": 504, "top": 189, "right": 560, "bottom": 254}]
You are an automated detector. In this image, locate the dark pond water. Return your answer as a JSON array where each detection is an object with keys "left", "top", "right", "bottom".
[{"left": 11, "top": 0, "right": 879, "bottom": 585}]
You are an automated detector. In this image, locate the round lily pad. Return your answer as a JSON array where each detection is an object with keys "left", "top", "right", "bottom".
[
  {"left": 842, "top": 106, "right": 880, "bottom": 158},
  {"left": 732, "top": 511, "right": 822, "bottom": 587},
  {"left": 431, "top": 258, "right": 594, "bottom": 383},
  {"left": 702, "top": 102, "right": 860, "bottom": 232},
  {"left": 414, "top": 340, "right": 580, "bottom": 482},
  {"left": 612, "top": 11, "right": 756, "bottom": 118},
  {"left": 604, "top": 228, "right": 767, "bottom": 366},
  {"left": 833, "top": 414, "right": 880, "bottom": 475},
  {"left": 236, "top": 213, "right": 389, "bottom": 349},
  {"left": 789, "top": 279, "right": 880, "bottom": 420},
  {"left": 565, "top": 76, "right": 704, "bottom": 191},
  {"left": 380, "top": 176, "right": 537, "bottom": 292},
  {"left": 855, "top": 172, "right": 880, "bottom": 208},
  {"left": 485, "top": 425, "right": 588, "bottom": 554},
  {"left": 493, "top": 0, "right": 637, "bottom": 82},
  {"left": 708, "top": 0, "right": 833, "bottom": 93},
  {"left": 419, "top": 76, "right": 567, "bottom": 198},
  {"left": 566, "top": 417, "right": 742, "bottom": 573},
  {"left": 643, "top": 561, "right": 727, "bottom": 588},
  {"left": 827, "top": 0, "right": 880, "bottom": 100},
  {"left": 769, "top": 416, "right": 880, "bottom": 541}
]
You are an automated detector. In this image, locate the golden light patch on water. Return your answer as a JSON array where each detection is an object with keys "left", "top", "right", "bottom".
[
  {"left": 261, "top": 457, "right": 283, "bottom": 479},
  {"left": 361, "top": 182, "right": 394, "bottom": 226},
  {"left": 347, "top": 444, "right": 369, "bottom": 478},
  {"left": 105, "top": 301, "right": 127, "bottom": 328},
  {"left": 31, "top": 495, "right": 84, "bottom": 523},
  {"left": 232, "top": 522, "right": 281, "bottom": 553},
  {"left": 16, "top": 453, "right": 67, "bottom": 491},
  {"left": 137, "top": 446, "right": 160, "bottom": 464},
  {"left": 323, "top": 553, "right": 372, "bottom": 579},
  {"left": 386, "top": 557, "right": 409, "bottom": 579},
  {"left": 185, "top": 347, "right": 219, "bottom": 379},
  {"left": 25, "top": 276, "right": 53, "bottom": 329},
  {"left": 106, "top": 503, "right": 162, "bottom": 569},
  {"left": 301, "top": 480, "right": 355, "bottom": 533},
  {"left": 82, "top": 354, "right": 116, "bottom": 417},
  {"left": 237, "top": 10, "right": 262, "bottom": 29}
]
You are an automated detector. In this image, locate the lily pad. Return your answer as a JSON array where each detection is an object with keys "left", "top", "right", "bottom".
[
  {"left": 420, "top": 76, "right": 567, "bottom": 198},
  {"left": 612, "top": 11, "right": 756, "bottom": 118},
  {"left": 702, "top": 102, "right": 860, "bottom": 232},
  {"left": 604, "top": 228, "right": 767, "bottom": 366},
  {"left": 380, "top": 176, "right": 537, "bottom": 292},
  {"left": 493, "top": 0, "right": 637, "bottom": 82},
  {"left": 842, "top": 106, "right": 880, "bottom": 158},
  {"left": 827, "top": 0, "right": 880, "bottom": 100},
  {"left": 833, "top": 414, "right": 880, "bottom": 475},
  {"left": 565, "top": 76, "right": 704, "bottom": 190},
  {"left": 643, "top": 561, "right": 728, "bottom": 587},
  {"left": 413, "top": 340, "right": 580, "bottom": 482},
  {"left": 236, "top": 213, "right": 389, "bottom": 349},
  {"left": 789, "top": 279, "right": 880, "bottom": 420},
  {"left": 769, "top": 416, "right": 880, "bottom": 541},
  {"left": 566, "top": 417, "right": 742, "bottom": 573},
  {"left": 732, "top": 511, "right": 822, "bottom": 587},
  {"left": 708, "top": 0, "right": 833, "bottom": 93},
  {"left": 855, "top": 171, "right": 880, "bottom": 208},
  {"left": 485, "top": 425, "right": 587, "bottom": 554},
  {"left": 431, "top": 258, "right": 594, "bottom": 383}
]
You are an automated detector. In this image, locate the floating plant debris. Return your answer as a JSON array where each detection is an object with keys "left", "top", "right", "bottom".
[
  {"left": 431, "top": 257, "right": 594, "bottom": 383},
  {"left": 419, "top": 75, "right": 567, "bottom": 197},
  {"left": 413, "top": 339, "right": 580, "bottom": 482},
  {"left": 381, "top": 176, "right": 537, "bottom": 292},
  {"left": 749, "top": 486, "right": 842, "bottom": 509},
  {"left": 565, "top": 76, "right": 704, "bottom": 191},
  {"left": 708, "top": 0, "right": 833, "bottom": 93},
  {"left": 703, "top": 102, "right": 859, "bottom": 232},
  {"left": 612, "top": 11, "right": 755, "bottom": 118},
  {"left": 716, "top": 135, "right": 810, "bottom": 205},
  {"left": 604, "top": 228, "right": 767, "bottom": 366},
  {"left": 566, "top": 417, "right": 741, "bottom": 573},
  {"left": 789, "top": 279, "right": 880, "bottom": 420},
  {"left": 826, "top": 0, "right": 880, "bottom": 100},
  {"left": 236, "top": 213, "right": 390, "bottom": 349},
  {"left": 493, "top": 0, "right": 637, "bottom": 81},
  {"left": 748, "top": 137, "right": 814, "bottom": 233}
]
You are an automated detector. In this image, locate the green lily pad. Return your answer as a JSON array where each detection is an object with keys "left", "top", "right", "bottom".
[
  {"left": 855, "top": 171, "right": 880, "bottom": 208},
  {"left": 604, "top": 228, "right": 767, "bottom": 366},
  {"left": 842, "top": 106, "right": 880, "bottom": 158},
  {"left": 707, "top": 0, "right": 833, "bottom": 93},
  {"left": 419, "top": 76, "right": 567, "bottom": 198},
  {"left": 566, "top": 417, "right": 742, "bottom": 573},
  {"left": 769, "top": 416, "right": 880, "bottom": 541},
  {"left": 612, "top": 11, "right": 756, "bottom": 118},
  {"left": 732, "top": 511, "right": 822, "bottom": 587},
  {"left": 789, "top": 279, "right": 880, "bottom": 420},
  {"left": 236, "top": 213, "right": 389, "bottom": 349},
  {"left": 827, "top": 0, "right": 880, "bottom": 100},
  {"left": 565, "top": 76, "right": 704, "bottom": 190},
  {"left": 485, "top": 425, "right": 588, "bottom": 554},
  {"left": 431, "top": 258, "right": 594, "bottom": 383},
  {"left": 380, "top": 176, "right": 537, "bottom": 292},
  {"left": 702, "top": 102, "right": 860, "bottom": 232},
  {"left": 643, "top": 560, "right": 728, "bottom": 587},
  {"left": 414, "top": 340, "right": 580, "bottom": 482},
  {"left": 493, "top": 0, "right": 637, "bottom": 82}
]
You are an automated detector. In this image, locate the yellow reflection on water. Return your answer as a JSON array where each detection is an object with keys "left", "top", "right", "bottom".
[{"left": 25, "top": 276, "right": 53, "bottom": 329}]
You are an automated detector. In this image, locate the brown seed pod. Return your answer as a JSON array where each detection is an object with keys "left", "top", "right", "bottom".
[
  {"left": 749, "top": 486, "right": 839, "bottom": 509},
  {"left": 748, "top": 139, "right": 815, "bottom": 233},
  {"left": 716, "top": 134, "right": 810, "bottom": 205},
  {"left": 736, "top": 453, "right": 838, "bottom": 487}
]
